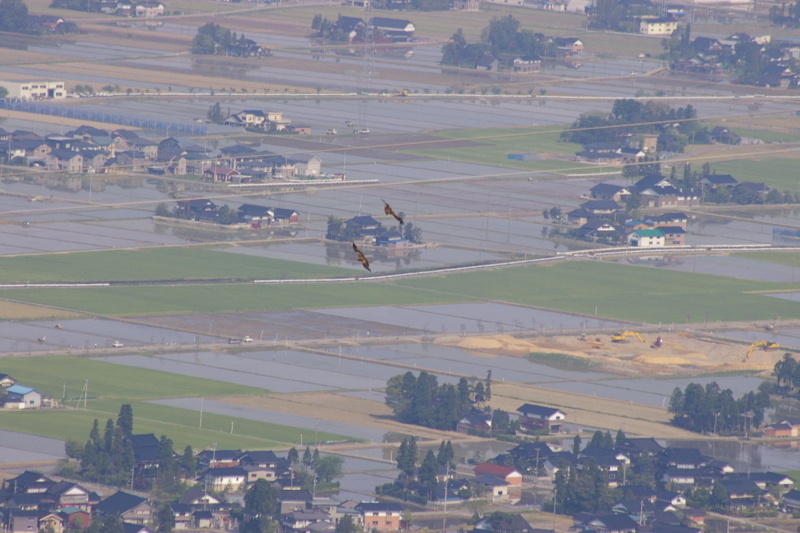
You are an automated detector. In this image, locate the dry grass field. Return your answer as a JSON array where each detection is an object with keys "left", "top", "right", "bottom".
[
  {"left": 0, "top": 300, "right": 83, "bottom": 320},
  {"left": 221, "top": 378, "right": 699, "bottom": 439}
]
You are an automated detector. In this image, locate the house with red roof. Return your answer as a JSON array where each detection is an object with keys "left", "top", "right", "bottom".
[{"left": 473, "top": 463, "right": 522, "bottom": 486}]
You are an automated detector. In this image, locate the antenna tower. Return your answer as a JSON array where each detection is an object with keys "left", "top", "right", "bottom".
[{"left": 361, "top": 1, "right": 376, "bottom": 77}]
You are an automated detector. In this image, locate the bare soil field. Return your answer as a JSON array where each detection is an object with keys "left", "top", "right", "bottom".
[
  {"left": 435, "top": 331, "right": 784, "bottom": 373},
  {"left": 0, "top": 109, "right": 133, "bottom": 130},
  {"left": 138, "top": 310, "right": 425, "bottom": 341}
]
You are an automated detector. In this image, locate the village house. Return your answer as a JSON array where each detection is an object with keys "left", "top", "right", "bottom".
[
  {"left": 765, "top": 418, "right": 800, "bottom": 437},
  {"left": 659, "top": 226, "right": 687, "bottom": 245},
  {"left": 472, "top": 477, "right": 513, "bottom": 503},
  {"left": 46, "top": 150, "right": 83, "bottom": 173},
  {"left": 204, "top": 467, "right": 248, "bottom": 492},
  {"left": 476, "top": 53, "right": 500, "bottom": 72},
  {"left": 279, "top": 490, "right": 312, "bottom": 514},
  {"left": 627, "top": 229, "right": 665, "bottom": 248},
  {"left": 581, "top": 200, "right": 622, "bottom": 216},
  {"left": 517, "top": 404, "right": 566, "bottom": 433},
  {"left": 376, "top": 231, "right": 409, "bottom": 249},
  {"left": 590, "top": 183, "right": 630, "bottom": 203},
  {"left": 783, "top": 489, "right": 800, "bottom": 511},
  {"left": 700, "top": 174, "right": 738, "bottom": 189},
  {"left": 355, "top": 502, "right": 402, "bottom": 531},
  {"left": 371, "top": 18, "right": 415, "bottom": 42},
  {"left": 473, "top": 463, "right": 523, "bottom": 486},
  {"left": 94, "top": 491, "right": 151, "bottom": 525},
  {"left": 457, "top": 412, "right": 492, "bottom": 434},
  {"left": 4, "top": 385, "right": 42, "bottom": 409},
  {"left": 554, "top": 37, "right": 584, "bottom": 55},
  {"left": 0, "top": 373, "right": 16, "bottom": 388},
  {"left": 639, "top": 17, "right": 679, "bottom": 35},
  {"left": 203, "top": 166, "right": 241, "bottom": 183},
  {"left": 452, "top": 0, "right": 480, "bottom": 10},
  {"left": 512, "top": 56, "right": 541, "bottom": 73}
]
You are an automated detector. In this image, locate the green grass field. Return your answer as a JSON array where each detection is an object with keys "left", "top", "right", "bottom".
[
  {"left": 0, "top": 357, "right": 265, "bottom": 401},
  {"left": 404, "top": 125, "right": 606, "bottom": 173},
  {"left": 399, "top": 261, "right": 800, "bottom": 324},
  {"left": 0, "top": 401, "right": 346, "bottom": 450},
  {"left": 0, "top": 248, "right": 353, "bottom": 283},
  {"left": 734, "top": 252, "right": 800, "bottom": 267},
  {"left": 711, "top": 158, "right": 800, "bottom": 191},
  {"left": 0, "top": 357, "right": 352, "bottom": 448},
  {"left": 7, "top": 281, "right": 472, "bottom": 315},
  {"left": 730, "top": 128, "right": 800, "bottom": 144}
]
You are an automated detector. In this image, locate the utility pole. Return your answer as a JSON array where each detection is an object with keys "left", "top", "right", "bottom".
[
  {"left": 553, "top": 488, "right": 557, "bottom": 532},
  {"left": 442, "top": 462, "right": 449, "bottom": 532}
]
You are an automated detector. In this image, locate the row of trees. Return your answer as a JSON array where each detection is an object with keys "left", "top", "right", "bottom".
[
  {"left": 668, "top": 381, "right": 771, "bottom": 434},
  {"left": 769, "top": 1, "right": 800, "bottom": 27},
  {"left": 441, "top": 16, "right": 558, "bottom": 69},
  {"left": 561, "top": 99, "right": 701, "bottom": 152},
  {"left": 60, "top": 404, "right": 195, "bottom": 493},
  {"left": 192, "top": 23, "right": 259, "bottom": 56},
  {"left": 384, "top": 371, "right": 491, "bottom": 430},
  {"left": 377, "top": 439, "right": 461, "bottom": 503},
  {"left": 0, "top": 0, "right": 32, "bottom": 33},
  {"left": 772, "top": 353, "right": 800, "bottom": 394}
]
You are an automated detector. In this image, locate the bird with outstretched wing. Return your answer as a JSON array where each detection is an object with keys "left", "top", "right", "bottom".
[
  {"left": 352, "top": 242, "right": 371, "bottom": 272},
  {"left": 382, "top": 199, "right": 404, "bottom": 225}
]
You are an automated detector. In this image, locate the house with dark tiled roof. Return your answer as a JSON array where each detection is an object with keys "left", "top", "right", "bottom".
[
  {"left": 0, "top": 373, "right": 17, "bottom": 388},
  {"left": 457, "top": 412, "right": 492, "bottom": 434},
  {"left": 700, "top": 174, "right": 737, "bottom": 189},
  {"left": 517, "top": 404, "right": 565, "bottom": 433},
  {"left": 474, "top": 514, "right": 546, "bottom": 533},
  {"left": 576, "top": 513, "right": 639, "bottom": 533},
  {"left": 590, "top": 183, "right": 630, "bottom": 202},
  {"left": 616, "top": 438, "right": 664, "bottom": 457},
  {"left": 94, "top": 491, "right": 151, "bottom": 525},
  {"left": 580, "top": 200, "right": 622, "bottom": 215},
  {"left": 280, "top": 490, "right": 313, "bottom": 514}
]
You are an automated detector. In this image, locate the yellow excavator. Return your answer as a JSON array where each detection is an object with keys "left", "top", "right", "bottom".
[
  {"left": 592, "top": 338, "right": 605, "bottom": 349},
  {"left": 743, "top": 340, "right": 780, "bottom": 362},
  {"left": 611, "top": 331, "right": 646, "bottom": 343},
  {"left": 393, "top": 90, "right": 410, "bottom": 97}
]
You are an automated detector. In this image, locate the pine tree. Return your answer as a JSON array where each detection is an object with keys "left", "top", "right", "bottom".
[
  {"left": 103, "top": 418, "right": 115, "bottom": 453},
  {"left": 485, "top": 370, "right": 492, "bottom": 401},
  {"left": 615, "top": 429, "right": 627, "bottom": 447},
  {"left": 419, "top": 450, "right": 438, "bottom": 499},
  {"left": 117, "top": 404, "right": 133, "bottom": 437},
  {"left": 302, "top": 446, "right": 312, "bottom": 466},
  {"left": 572, "top": 434, "right": 582, "bottom": 455},
  {"left": 602, "top": 431, "right": 614, "bottom": 449},
  {"left": 312, "top": 448, "right": 320, "bottom": 467},
  {"left": 89, "top": 419, "right": 101, "bottom": 449},
  {"left": 287, "top": 447, "right": 299, "bottom": 465},
  {"left": 180, "top": 446, "right": 196, "bottom": 478}
]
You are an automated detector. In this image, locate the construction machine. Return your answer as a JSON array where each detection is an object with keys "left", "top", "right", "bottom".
[
  {"left": 592, "top": 338, "right": 605, "bottom": 349},
  {"left": 651, "top": 335, "right": 663, "bottom": 349},
  {"left": 611, "top": 331, "right": 646, "bottom": 343},
  {"left": 743, "top": 340, "right": 780, "bottom": 362},
  {"left": 393, "top": 90, "right": 410, "bottom": 97}
]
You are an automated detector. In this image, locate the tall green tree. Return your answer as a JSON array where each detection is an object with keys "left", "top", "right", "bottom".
[{"left": 117, "top": 404, "right": 133, "bottom": 437}]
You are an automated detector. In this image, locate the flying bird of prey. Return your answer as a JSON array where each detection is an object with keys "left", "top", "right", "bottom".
[
  {"left": 352, "top": 242, "right": 371, "bottom": 272},
  {"left": 382, "top": 199, "right": 404, "bottom": 225}
]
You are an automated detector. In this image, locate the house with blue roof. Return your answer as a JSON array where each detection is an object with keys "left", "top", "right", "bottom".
[{"left": 5, "top": 385, "right": 42, "bottom": 408}]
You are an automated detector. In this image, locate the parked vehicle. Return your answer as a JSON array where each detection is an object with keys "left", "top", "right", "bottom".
[
  {"left": 326, "top": 129, "right": 337, "bottom": 135},
  {"left": 243, "top": 336, "right": 254, "bottom": 342},
  {"left": 112, "top": 341, "right": 123, "bottom": 347}
]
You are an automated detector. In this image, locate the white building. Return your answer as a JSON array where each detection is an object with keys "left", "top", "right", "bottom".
[
  {"left": 627, "top": 229, "right": 665, "bottom": 247},
  {"left": 0, "top": 80, "right": 66, "bottom": 100},
  {"left": 639, "top": 17, "right": 679, "bottom": 35}
]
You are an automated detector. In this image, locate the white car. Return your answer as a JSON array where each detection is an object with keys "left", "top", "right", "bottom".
[
  {"left": 243, "top": 336, "right": 254, "bottom": 343},
  {"left": 112, "top": 341, "right": 124, "bottom": 348},
  {"left": 326, "top": 129, "right": 337, "bottom": 135}
]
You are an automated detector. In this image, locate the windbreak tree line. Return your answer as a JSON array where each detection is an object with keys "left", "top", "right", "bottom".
[{"left": 668, "top": 381, "right": 771, "bottom": 434}]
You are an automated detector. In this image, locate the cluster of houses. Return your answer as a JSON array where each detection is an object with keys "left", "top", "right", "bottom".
[
  {"left": 472, "top": 37, "right": 583, "bottom": 74},
  {"left": 95, "top": 1, "right": 165, "bottom": 17},
  {"left": 0, "top": 374, "right": 44, "bottom": 409},
  {"left": 673, "top": 32, "right": 800, "bottom": 87},
  {"left": 223, "top": 109, "right": 310, "bottom": 134},
  {"left": 0, "top": 124, "right": 324, "bottom": 180},
  {"left": 565, "top": 172, "right": 771, "bottom": 245},
  {"left": 168, "top": 199, "right": 299, "bottom": 227},
  {"left": 485, "top": 413, "right": 800, "bottom": 514},
  {"left": 0, "top": 442, "right": 409, "bottom": 533},
  {"left": 327, "top": 16, "right": 416, "bottom": 43}
]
